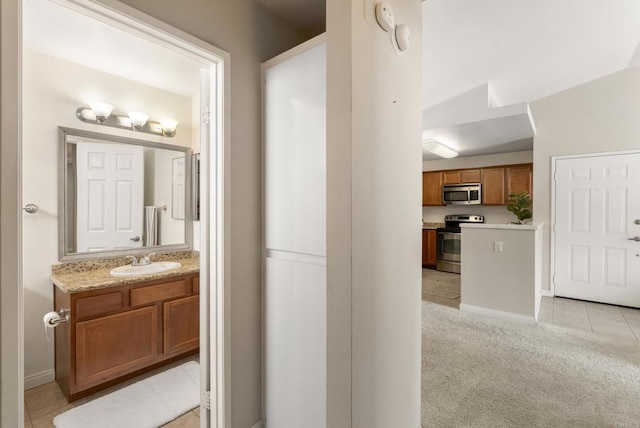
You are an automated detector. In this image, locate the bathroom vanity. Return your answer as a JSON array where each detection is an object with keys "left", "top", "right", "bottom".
[{"left": 51, "top": 253, "right": 199, "bottom": 402}]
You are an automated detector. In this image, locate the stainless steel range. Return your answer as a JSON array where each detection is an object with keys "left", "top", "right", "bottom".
[{"left": 436, "top": 214, "right": 484, "bottom": 274}]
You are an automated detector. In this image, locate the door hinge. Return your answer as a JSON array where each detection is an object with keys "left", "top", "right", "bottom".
[
  {"left": 201, "top": 106, "right": 211, "bottom": 124},
  {"left": 201, "top": 390, "right": 211, "bottom": 410}
]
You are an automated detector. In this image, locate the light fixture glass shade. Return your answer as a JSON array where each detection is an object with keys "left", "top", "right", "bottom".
[
  {"left": 127, "top": 111, "right": 149, "bottom": 130},
  {"left": 422, "top": 139, "right": 458, "bottom": 158},
  {"left": 160, "top": 118, "right": 179, "bottom": 137},
  {"left": 88, "top": 101, "right": 114, "bottom": 123}
]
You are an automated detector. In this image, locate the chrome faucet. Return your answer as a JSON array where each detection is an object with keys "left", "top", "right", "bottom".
[
  {"left": 139, "top": 253, "right": 157, "bottom": 266},
  {"left": 126, "top": 255, "right": 140, "bottom": 266}
]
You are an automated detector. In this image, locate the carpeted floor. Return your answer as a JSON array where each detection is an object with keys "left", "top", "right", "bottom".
[{"left": 422, "top": 301, "right": 640, "bottom": 428}]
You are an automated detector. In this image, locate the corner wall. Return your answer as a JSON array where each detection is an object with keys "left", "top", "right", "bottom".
[
  {"left": 327, "top": 0, "right": 423, "bottom": 426},
  {"left": 530, "top": 67, "right": 640, "bottom": 292}
]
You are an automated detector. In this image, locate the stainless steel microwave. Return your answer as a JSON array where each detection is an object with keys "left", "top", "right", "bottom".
[{"left": 442, "top": 183, "right": 482, "bottom": 205}]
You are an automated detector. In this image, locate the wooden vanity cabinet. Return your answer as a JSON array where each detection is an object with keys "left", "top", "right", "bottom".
[{"left": 54, "top": 273, "right": 199, "bottom": 402}]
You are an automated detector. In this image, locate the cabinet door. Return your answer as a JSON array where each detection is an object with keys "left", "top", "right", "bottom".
[
  {"left": 461, "top": 169, "right": 481, "bottom": 183},
  {"left": 427, "top": 230, "right": 437, "bottom": 267},
  {"left": 75, "top": 306, "right": 158, "bottom": 387},
  {"left": 481, "top": 167, "right": 506, "bottom": 205},
  {"left": 264, "top": 43, "right": 326, "bottom": 257},
  {"left": 421, "top": 230, "right": 429, "bottom": 265},
  {"left": 422, "top": 229, "right": 437, "bottom": 268},
  {"left": 423, "top": 172, "right": 443, "bottom": 206},
  {"left": 442, "top": 170, "right": 461, "bottom": 185},
  {"left": 506, "top": 164, "right": 532, "bottom": 197},
  {"left": 163, "top": 295, "right": 199, "bottom": 355}
]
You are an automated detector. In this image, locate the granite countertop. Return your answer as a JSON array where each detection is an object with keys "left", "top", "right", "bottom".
[
  {"left": 423, "top": 222, "right": 445, "bottom": 229},
  {"left": 52, "top": 251, "right": 200, "bottom": 294}
]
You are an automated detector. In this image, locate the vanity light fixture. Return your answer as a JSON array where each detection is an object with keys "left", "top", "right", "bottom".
[
  {"left": 76, "top": 103, "right": 177, "bottom": 138},
  {"left": 422, "top": 139, "right": 458, "bottom": 159},
  {"left": 88, "top": 101, "right": 114, "bottom": 124},
  {"left": 127, "top": 111, "right": 149, "bottom": 131},
  {"left": 160, "top": 118, "right": 179, "bottom": 137}
]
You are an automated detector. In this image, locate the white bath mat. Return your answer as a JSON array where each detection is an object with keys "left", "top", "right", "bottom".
[{"left": 53, "top": 361, "right": 200, "bottom": 428}]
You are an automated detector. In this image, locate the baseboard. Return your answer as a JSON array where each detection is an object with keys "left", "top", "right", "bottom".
[
  {"left": 250, "top": 421, "right": 263, "bottom": 428},
  {"left": 24, "top": 369, "right": 55, "bottom": 390},
  {"left": 460, "top": 304, "right": 537, "bottom": 325},
  {"left": 541, "top": 290, "right": 554, "bottom": 297}
]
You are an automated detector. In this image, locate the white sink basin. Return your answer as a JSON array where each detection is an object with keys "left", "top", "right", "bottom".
[{"left": 110, "top": 261, "right": 182, "bottom": 278}]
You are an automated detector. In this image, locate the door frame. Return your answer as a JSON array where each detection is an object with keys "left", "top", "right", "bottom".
[
  {"left": 550, "top": 149, "right": 640, "bottom": 299},
  {"left": 0, "top": 0, "right": 231, "bottom": 426}
]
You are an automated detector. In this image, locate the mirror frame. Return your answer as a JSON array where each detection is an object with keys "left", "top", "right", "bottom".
[{"left": 58, "top": 126, "right": 193, "bottom": 261}]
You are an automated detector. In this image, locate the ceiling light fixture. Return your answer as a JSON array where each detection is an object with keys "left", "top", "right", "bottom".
[
  {"left": 76, "top": 103, "right": 177, "bottom": 138},
  {"left": 422, "top": 139, "right": 458, "bottom": 159}
]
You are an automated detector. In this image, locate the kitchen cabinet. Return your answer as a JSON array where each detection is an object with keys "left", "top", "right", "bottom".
[
  {"left": 506, "top": 164, "right": 532, "bottom": 197},
  {"left": 442, "top": 169, "right": 481, "bottom": 185},
  {"left": 481, "top": 167, "right": 506, "bottom": 205},
  {"left": 54, "top": 272, "right": 199, "bottom": 402},
  {"left": 423, "top": 163, "right": 532, "bottom": 206},
  {"left": 423, "top": 172, "right": 444, "bottom": 206},
  {"left": 461, "top": 169, "right": 481, "bottom": 183},
  {"left": 422, "top": 229, "right": 437, "bottom": 268}
]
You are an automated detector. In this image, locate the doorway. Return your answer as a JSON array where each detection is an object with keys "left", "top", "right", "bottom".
[
  {"left": 15, "top": 0, "right": 230, "bottom": 426},
  {"left": 553, "top": 151, "right": 640, "bottom": 308}
]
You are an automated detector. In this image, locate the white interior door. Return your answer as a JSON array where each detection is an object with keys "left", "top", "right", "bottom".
[
  {"left": 76, "top": 142, "right": 144, "bottom": 252},
  {"left": 554, "top": 153, "right": 640, "bottom": 307}
]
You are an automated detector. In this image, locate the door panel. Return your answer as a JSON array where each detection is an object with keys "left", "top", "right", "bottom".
[
  {"left": 76, "top": 142, "right": 144, "bottom": 252},
  {"left": 554, "top": 153, "right": 640, "bottom": 307}
]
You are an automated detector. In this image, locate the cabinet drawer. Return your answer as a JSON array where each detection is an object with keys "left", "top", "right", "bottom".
[
  {"left": 76, "top": 292, "right": 123, "bottom": 320},
  {"left": 130, "top": 280, "right": 189, "bottom": 307},
  {"left": 193, "top": 277, "right": 199, "bottom": 294}
]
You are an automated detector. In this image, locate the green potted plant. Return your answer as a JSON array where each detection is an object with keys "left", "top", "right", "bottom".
[{"left": 506, "top": 191, "right": 532, "bottom": 224}]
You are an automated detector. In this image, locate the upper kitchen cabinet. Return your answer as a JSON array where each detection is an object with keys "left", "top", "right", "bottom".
[
  {"left": 423, "top": 171, "right": 444, "bottom": 206},
  {"left": 442, "top": 169, "right": 481, "bottom": 185},
  {"left": 506, "top": 164, "right": 532, "bottom": 197},
  {"left": 481, "top": 167, "right": 506, "bottom": 205}
]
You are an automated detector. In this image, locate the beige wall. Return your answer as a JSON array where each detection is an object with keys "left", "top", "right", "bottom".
[
  {"left": 105, "top": 2, "right": 306, "bottom": 426},
  {"left": 22, "top": 49, "right": 194, "bottom": 388},
  {"left": 327, "top": 0, "right": 423, "bottom": 426},
  {"left": 1, "top": 0, "right": 306, "bottom": 426},
  {"left": 422, "top": 150, "right": 533, "bottom": 224},
  {"left": 530, "top": 68, "right": 640, "bottom": 292},
  {"left": 1, "top": 0, "right": 23, "bottom": 425}
]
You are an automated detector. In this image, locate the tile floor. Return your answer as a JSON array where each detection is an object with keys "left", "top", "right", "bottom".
[
  {"left": 538, "top": 296, "right": 640, "bottom": 342},
  {"left": 422, "top": 268, "right": 640, "bottom": 342},
  {"left": 24, "top": 358, "right": 199, "bottom": 428}
]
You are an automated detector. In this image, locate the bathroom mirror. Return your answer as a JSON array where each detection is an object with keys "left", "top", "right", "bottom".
[{"left": 58, "top": 127, "right": 193, "bottom": 261}]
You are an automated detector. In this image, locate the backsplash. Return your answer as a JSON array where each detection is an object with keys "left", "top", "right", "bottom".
[{"left": 422, "top": 205, "right": 516, "bottom": 224}]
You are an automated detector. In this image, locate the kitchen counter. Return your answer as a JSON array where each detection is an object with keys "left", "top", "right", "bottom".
[
  {"left": 51, "top": 251, "right": 199, "bottom": 293},
  {"left": 423, "top": 222, "right": 445, "bottom": 230},
  {"left": 459, "top": 223, "right": 544, "bottom": 323}
]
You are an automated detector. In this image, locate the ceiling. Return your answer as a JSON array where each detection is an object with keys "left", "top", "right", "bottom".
[
  {"left": 422, "top": 0, "right": 640, "bottom": 109},
  {"left": 23, "top": 0, "right": 640, "bottom": 159},
  {"left": 23, "top": 0, "right": 204, "bottom": 97}
]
